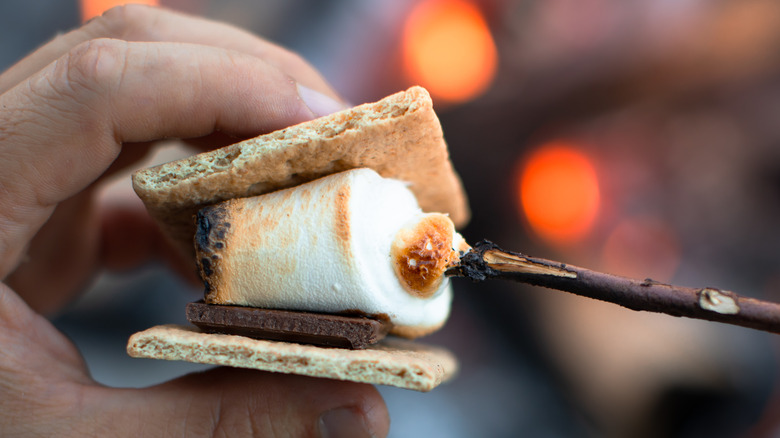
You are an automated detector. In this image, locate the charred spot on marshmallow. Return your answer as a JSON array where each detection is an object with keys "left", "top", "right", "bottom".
[
  {"left": 195, "top": 203, "right": 231, "bottom": 301},
  {"left": 391, "top": 214, "right": 459, "bottom": 298}
]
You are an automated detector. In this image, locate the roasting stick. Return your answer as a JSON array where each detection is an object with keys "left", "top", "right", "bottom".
[{"left": 447, "top": 240, "right": 780, "bottom": 334}]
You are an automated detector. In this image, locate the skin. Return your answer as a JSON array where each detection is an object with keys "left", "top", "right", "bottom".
[{"left": 0, "top": 5, "right": 389, "bottom": 437}]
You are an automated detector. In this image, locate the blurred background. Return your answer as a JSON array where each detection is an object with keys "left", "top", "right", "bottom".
[{"left": 3, "top": 0, "right": 780, "bottom": 436}]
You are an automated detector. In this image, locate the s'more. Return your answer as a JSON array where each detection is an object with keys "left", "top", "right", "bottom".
[{"left": 127, "top": 86, "right": 468, "bottom": 391}]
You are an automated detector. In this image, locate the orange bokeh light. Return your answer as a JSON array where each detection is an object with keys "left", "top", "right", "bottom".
[
  {"left": 80, "top": 0, "right": 159, "bottom": 22},
  {"left": 402, "top": 0, "right": 498, "bottom": 105},
  {"left": 518, "top": 143, "right": 600, "bottom": 245}
]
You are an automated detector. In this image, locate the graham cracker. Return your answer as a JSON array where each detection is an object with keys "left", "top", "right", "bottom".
[
  {"left": 132, "top": 86, "right": 469, "bottom": 256},
  {"left": 127, "top": 324, "right": 458, "bottom": 392}
]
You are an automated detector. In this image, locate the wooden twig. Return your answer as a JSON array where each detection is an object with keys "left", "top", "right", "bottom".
[{"left": 447, "top": 240, "right": 780, "bottom": 334}]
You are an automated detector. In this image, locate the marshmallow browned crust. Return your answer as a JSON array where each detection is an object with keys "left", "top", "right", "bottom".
[
  {"left": 132, "top": 86, "right": 469, "bottom": 257},
  {"left": 127, "top": 325, "right": 458, "bottom": 392},
  {"left": 195, "top": 169, "right": 460, "bottom": 338}
]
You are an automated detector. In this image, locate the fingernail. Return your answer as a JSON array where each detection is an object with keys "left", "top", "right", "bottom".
[
  {"left": 297, "top": 84, "right": 349, "bottom": 118},
  {"left": 318, "top": 407, "right": 374, "bottom": 438}
]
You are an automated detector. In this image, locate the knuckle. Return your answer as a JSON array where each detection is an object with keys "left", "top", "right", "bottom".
[
  {"left": 92, "top": 4, "right": 158, "bottom": 39},
  {"left": 61, "top": 38, "right": 128, "bottom": 97},
  {"left": 206, "top": 394, "right": 285, "bottom": 437}
]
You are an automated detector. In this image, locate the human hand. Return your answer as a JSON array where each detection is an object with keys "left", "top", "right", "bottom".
[{"left": 0, "top": 5, "right": 388, "bottom": 436}]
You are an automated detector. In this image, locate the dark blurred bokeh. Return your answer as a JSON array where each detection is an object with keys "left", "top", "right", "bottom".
[{"left": 5, "top": 1, "right": 780, "bottom": 437}]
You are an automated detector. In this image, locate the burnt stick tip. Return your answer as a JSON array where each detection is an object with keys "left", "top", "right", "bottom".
[{"left": 447, "top": 240, "right": 780, "bottom": 334}]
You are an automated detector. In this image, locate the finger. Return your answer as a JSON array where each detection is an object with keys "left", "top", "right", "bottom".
[
  {"left": 97, "top": 194, "right": 199, "bottom": 283},
  {"left": 6, "top": 188, "right": 199, "bottom": 316},
  {"left": 0, "top": 38, "right": 345, "bottom": 278},
  {"left": 4, "top": 191, "right": 100, "bottom": 315},
  {"left": 0, "top": 283, "right": 90, "bottom": 386},
  {"left": 1, "top": 281, "right": 389, "bottom": 437},
  {"left": 89, "top": 368, "right": 390, "bottom": 437},
  {"left": 0, "top": 4, "right": 339, "bottom": 100}
]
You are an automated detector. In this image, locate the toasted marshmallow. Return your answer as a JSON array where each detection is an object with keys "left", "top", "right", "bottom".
[{"left": 196, "top": 168, "right": 464, "bottom": 338}]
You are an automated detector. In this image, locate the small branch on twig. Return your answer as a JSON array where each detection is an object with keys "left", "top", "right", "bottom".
[{"left": 447, "top": 240, "right": 780, "bottom": 334}]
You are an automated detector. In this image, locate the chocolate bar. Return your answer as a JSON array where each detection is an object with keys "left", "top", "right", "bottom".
[{"left": 186, "top": 301, "right": 392, "bottom": 349}]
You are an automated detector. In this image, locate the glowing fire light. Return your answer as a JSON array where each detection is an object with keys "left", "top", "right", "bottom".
[
  {"left": 402, "top": 0, "right": 498, "bottom": 105},
  {"left": 518, "top": 143, "right": 600, "bottom": 245},
  {"left": 80, "top": 0, "right": 159, "bottom": 22}
]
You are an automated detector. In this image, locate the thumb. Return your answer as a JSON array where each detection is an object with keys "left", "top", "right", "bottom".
[
  {"left": 0, "top": 283, "right": 388, "bottom": 437},
  {"left": 88, "top": 368, "right": 390, "bottom": 437}
]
